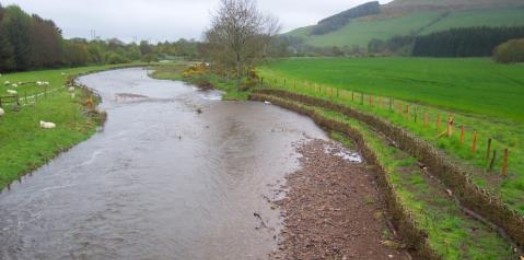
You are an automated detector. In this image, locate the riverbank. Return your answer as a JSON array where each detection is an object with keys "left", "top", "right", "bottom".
[
  {"left": 271, "top": 138, "right": 406, "bottom": 259},
  {"left": 0, "top": 64, "right": 145, "bottom": 190}
]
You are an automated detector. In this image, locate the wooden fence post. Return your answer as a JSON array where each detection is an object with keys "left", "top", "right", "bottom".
[
  {"left": 406, "top": 105, "right": 410, "bottom": 121},
  {"left": 501, "top": 149, "right": 509, "bottom": 176},
  {"left": 361, "top": 92, "right": 364, "bottom": 105},
  {"left": 424, "top": 112, "right": 428, "bottom": 128},
  {"left": 472, "top": 131, "right": 478, "bottom": 153},
  {"left": 436, "top": 115, "right": 441, "bottom": 130},
  {"left": 460, "top": 125, "right": 465, "bottom": 144},
  {"left": 486, "top": 138, "right": 492, "bottom": 161},
  {"left": 447, "top": 115, "right": 454, "bottom": 137},
  {"left": 389, "top": 98, "right": 393, "bottom": 111},
  {"left": 489, "top": 150, "right": 497, "bottom": 171},
  {"left": 414, "top": 107, "right": 418, "bottom": 123}
]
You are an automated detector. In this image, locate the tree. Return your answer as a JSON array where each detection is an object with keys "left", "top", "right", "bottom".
[{"left": 204, "top": 0, "right": 280, "bottom": 80}]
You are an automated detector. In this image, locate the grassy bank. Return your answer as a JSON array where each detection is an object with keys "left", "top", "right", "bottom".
[
  {"left": 150, "top": 62, "right": 250, "bottom": 101},
  {"left": 258, "top": 57, "right": 524, "bottom": 216},
  {"left": 0, "top": 64, "right": 140, "bottom": 190},
  {"left": 250, "top": 92, "right": 515, "bottom": 259}
]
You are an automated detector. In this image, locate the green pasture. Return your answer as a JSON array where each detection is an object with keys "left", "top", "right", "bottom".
[
  {"left": 286, "top": 7, "right": 524, "bottom": 48},
  {"left": 0, "top": 65, "right": 126, "bottom": 190},
  {"left": 258, "top": 57, "right": 524, "bottom": 214}
]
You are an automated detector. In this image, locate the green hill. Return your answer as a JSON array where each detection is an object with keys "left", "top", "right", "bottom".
[{"left": 285, "top": 0, "right": 524, "bottom": 48}]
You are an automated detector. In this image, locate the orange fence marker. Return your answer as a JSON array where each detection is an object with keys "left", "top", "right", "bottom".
[
  {"left": 501, "top": 149, "right": 509, "bottom": 176},
  {"left": 472, "top": 131, "right": 478, "bottom": 153}
]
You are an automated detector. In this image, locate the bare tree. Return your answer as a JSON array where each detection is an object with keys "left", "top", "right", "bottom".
[{"left": 204, "top": 0, "right": 280, "bottom": 79}]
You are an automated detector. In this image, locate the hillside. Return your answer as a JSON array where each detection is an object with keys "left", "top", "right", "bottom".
[{"left": 285, "top": 0, "right": 524, "bottom": 48}]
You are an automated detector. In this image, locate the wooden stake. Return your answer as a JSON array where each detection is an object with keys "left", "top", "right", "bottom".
[
  {"left": 472, "top": 131, "right": 478, "bottom": 153},
  {"left": 351, "top": 91, "right": 354, "bottom": 102},
  {"left": 389, "top": 98, "right": 393, "bottom": 111},
  {"left": 501, "top": 149, "right": 509, "bottom": 176},
  {"left": 486, "top": 138, "right": 492, "bottom": 161},
  {"left": 489, "top": 150, "right": 497, "bottom": 171},
  {"left": 336, "top": 88, "right": 339, "bottom": 98},
  {"left": 447, "top": 115, "right": 454, "bottom": 137},
  {"left": 361, "top": 92, "right": 364, "bottom": 105},
  {"left": 460, "top": 125, "right": 465, "bottom": 144},
  {"left": 424, "top": 113, "right": 428, "bottom": 128},
  {"left": 436, "top": 115, "right": 441, "bottom": 130},
  {"left": 406, "top": 105, "right": 410, "bottom": 120},
  {"left": 414, "top": 107, "right": 418, "bottom": 123},
  {"left": 370, "top": 95, "right": 373, "bottom": 106}
]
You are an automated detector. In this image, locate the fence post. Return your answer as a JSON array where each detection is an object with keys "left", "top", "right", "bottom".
[
  {"left": 351, "top": 91, "right": 354, "bottom": 102},
  {"left": 460, "top": 125, "right": 465, "bottom": 144},
  {"left": 447, "top": 115, "right": 453, "bottom": 137},
  {"left": 472, "top": 131, "right": 478, "bottom": 153},
  {"left": 360, "top": 92, "right": 364, "bottom": 105},
  {"left": 406, "top": 105, "right": 410, "bottom": 121},
  {"left": 501, "top": 149, "right": 509, "bottom": 176},
  {"left": 414, "top": 107, "right": 418, "bottom": 123},
  {"left": 424, "top": 112, "right": 428, "bottom": 128},
  {"left": 436, "top": 115, "right": 441, "bottom": 130},
  {"left": 389, "top": 98, "right": 393, "bottom": 112},
  {"left": 489, "top": 150, "right": 497, "bottom": 171},
  {"left": 336, "top": 88, "right": 339, "bottom": 98},
  {"left": 486, "top": 138, "right": 492, "bottom": 161}
]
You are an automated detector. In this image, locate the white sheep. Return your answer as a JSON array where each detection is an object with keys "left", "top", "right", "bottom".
[
  {"left": 40, "top": 120, "right": 56, "bottom": 129},
  {"left": 11, "top": 83, "right": 18, "bottom": 88},
  {"left": 36, "top": 81, "right": 43, "bottom": 85},
  {"left": 68, "top": 86, "right": 75, "bottom": 92},
  {"left": 6, "top": 89, "right": 17, "bottom": 95},
  {"left": 4, "top": 81, "right": 10, "bottom": 85},
  {"left": 0, "top": 107, "right": 4, "bottom": 117}
]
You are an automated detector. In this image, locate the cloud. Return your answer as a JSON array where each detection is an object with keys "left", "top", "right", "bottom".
[{"left": 2, "top": 0, "right": 393, "bottom": 42}]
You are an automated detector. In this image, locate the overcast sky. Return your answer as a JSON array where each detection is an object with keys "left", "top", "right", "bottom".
[{"left": 2, "top": 0, "right": 393, "bottom": 42}]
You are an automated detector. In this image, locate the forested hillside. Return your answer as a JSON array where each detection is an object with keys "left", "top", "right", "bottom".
[{"left": 284, "top": 0, "right": 524, "bottom": 53}]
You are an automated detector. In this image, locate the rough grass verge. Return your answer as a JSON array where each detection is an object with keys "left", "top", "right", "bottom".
[
  {"left": 252, "top": 89, "right": 524, "bottom": 253},
  {"left": 251, "top": 93, "right": 517, "bottom": 259}
]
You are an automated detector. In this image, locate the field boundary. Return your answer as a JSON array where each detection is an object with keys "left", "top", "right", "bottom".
[
  {"left": 253, "top": 89, "right": 524, "bottom": 251},
  {"left": 250, "top": 92, "right": 439, "bottom": 258}
]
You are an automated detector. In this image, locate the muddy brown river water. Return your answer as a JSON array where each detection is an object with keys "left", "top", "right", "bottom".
[{"left": 0, "top": 68, "right": 328, "bottom": 259}]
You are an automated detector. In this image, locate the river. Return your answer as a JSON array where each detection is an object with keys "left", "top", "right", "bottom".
[{"left": 0, "top": 68, "right": 327, "bottom": 259}]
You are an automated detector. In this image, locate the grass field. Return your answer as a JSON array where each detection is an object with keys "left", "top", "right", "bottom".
[
  {"left": 258, "top": 57, "right": 524, "bottom": 214},
  {"left": 286, "top": 7, "right": 524, "bottom": 47},
  {"left": 0, "top": 65, "right": 133, "bottom": 190}
]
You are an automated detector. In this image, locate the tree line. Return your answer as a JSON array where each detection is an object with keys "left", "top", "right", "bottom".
[
  {"left": 412, "top": 26, "right": 524, "bottom": 57},
  {"left": 0, "top": 4, "right": 199, "bottom": 73}
]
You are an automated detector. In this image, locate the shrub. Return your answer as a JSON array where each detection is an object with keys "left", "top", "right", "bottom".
[{"left": 493, "top": 38, "right": 524, "bottom": 64}]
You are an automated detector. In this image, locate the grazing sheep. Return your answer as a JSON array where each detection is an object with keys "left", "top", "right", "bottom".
[
  {"left": 0, "top": 107, "right": 4, "bottom": 117},
  {"left": 40, "top": 120, "right": 56, "bottom": 129},
  {"left": 68, "top": 86, "right": 75, "bottom": 92},
  {"left": 264, "top": 100, "right": 271, "bottom": 105},
  {"left": 11, "top": 83, "right": 18, "bottom": 88},
  {"left": 6, "top": 89, "right": 17, "bottom": 95},
  {"left": 4, "top": 81, "right": 10, "bottom": 85}
]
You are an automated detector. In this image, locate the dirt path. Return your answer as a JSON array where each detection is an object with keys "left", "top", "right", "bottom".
[{"left": 271, "top": 139, "right": 407, "bottom": 259}]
